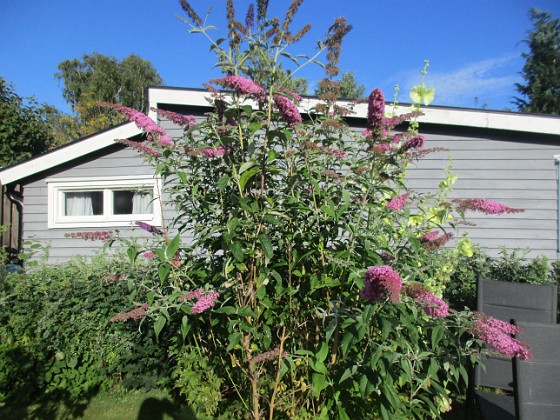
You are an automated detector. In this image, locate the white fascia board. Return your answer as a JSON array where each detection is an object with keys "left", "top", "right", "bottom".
[
  {"left": 330, "top": 101, "right": 560, "bottom": 136},
  {"left": 0, "top": 122, "right": 142, "bottom": 185},
  {"left": 149, "top": 87, "right": 560, "bottom": 136}
]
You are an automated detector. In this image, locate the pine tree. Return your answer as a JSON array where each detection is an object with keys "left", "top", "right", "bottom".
[{"left": 514, "top": 8, "right": 560, "bottom": 114}]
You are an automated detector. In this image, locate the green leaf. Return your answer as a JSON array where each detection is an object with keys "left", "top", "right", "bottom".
[
  {"left": 154, "top": 316, "right": 166, "bottom": 341},
  {"left": 165, "top": 234, "right": 181, "bottom": 259},
  {"left": 312, "top": 373, "right": 328, "bottom": 396},
  {"left": 227, "top": 332, "right": 242, "bottom": 351},
  {"left": 431, "top": 326, "right": 444, "bottom": 349},
  {"left": 158, "top": 264, "right": 171, "bottom": 284},
  {"left": 258, "top": 234, "right": 273, "bottom": 260},
  {"left": 214, "top": 306, "right": 236, "bottom": 315},
  {"left": 230, "top": 241, "right": 245, "bottom": 262},
  {"left": 239, "top": 166, "right": 260, "bottom": 190},
  {"left": 237, "top": 307, "right": 257, "bottom": 318},
  {"left": 340, "top": 332, "right": 354, "bottom": 358},
  {"left": 239, "top": 160, "right": 257, "bottom": 174},
  {"left": 311, "top": 360, "right": 328, "bottom": 374},
  {"left": 320, "top": 203, "right": 336, "bottom": 219},
  {"left": 217, "top": 174, "right": 230, "bottom": 191}
]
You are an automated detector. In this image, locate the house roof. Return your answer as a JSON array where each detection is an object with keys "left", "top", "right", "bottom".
[{"left": 1, "top": 86, "right": 559, "bottom": 186}]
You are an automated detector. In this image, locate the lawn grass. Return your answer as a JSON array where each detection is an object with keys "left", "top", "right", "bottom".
[{"left": 0, "top": 388, "right": 197, "bottom": 420}]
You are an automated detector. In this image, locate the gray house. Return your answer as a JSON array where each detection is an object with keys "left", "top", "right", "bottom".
[{"left": 1, "top": 87, "right": 559, "bottom": 264}]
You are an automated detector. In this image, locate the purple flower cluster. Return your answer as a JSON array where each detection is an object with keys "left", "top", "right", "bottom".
[
  {"left": 401, "top": 135, "right": 425, "bottom": 151},
  {"left": 110, "top": 303, "right": 149, "bottom": 322},
  {"left": 65, "top": 231, "right": 114, "bottom": 242},
  {"left": 104, "top": 273, "right": 127, "bottom": 282},
  {"left": 187, "top": 146, "right": 228, "bottom": 158},
  {"left": 178, "top": 289, "right": 203, "bottom": 302},
  {"left": 274, "top": 95, "right": 302, "bottom": 126},
  {"left": 210, "top": 75, "right": 266, "bottom": 100},
  {"left": 416, "top": 292, "right": 449, "bottom": 318},
  {"left": 424, "top": 233, "right": 454, "bottom": 249},
  {"left": 403, "top": 283, "right": 449, "bottom": 318},
  {"left": 250, "top": 346, "right": 287, "bottom": 366},
  {"left": 302, "top": 142, "right": 345, "bottom": 161},
  {"left": 419, "top": 231, "right": 440, "bottom": 243},
  {"left": 380, "top": 251, "right": 395, "bottom": 261},
  {"left": 367, "top": 88, "right": 386, "bottom": 134},
  {"left": 360, "top": 265, "right": 403, "bottom": 303},
  {"left": 152, "top": 108, "right": 197, "bottom": 131},
  {"left": 245, "top": 3, "right": 255, "bottom": 30},
  {"left": 274, "top": 86, "right": 302, "bottom": 103},
  {"left": 471, "top": 312, "right": 532, "bottom": 360},
  {"left": 116, "top": 139, "right": 160, "bottom": 156},
  {"left": 453, "top": 198, "right": 524, "bottom": 215},
  {"left": 143, "top": 251, "right": 156, "bottom": 260},
  {"left": 386, "top": 193, "right": 409, "bottom": 211},
  {"left": 191, "top": 291, "right": 220, "bottom": 314},
  {"left": 135, "top": 221, "right": 163, "bottom": 236},
  {"left": 104, "top": 103, "right": 173, "bottom": 146}
]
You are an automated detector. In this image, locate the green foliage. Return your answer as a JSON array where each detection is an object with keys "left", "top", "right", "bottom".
[
  {"left": 514, "top": 8, "right": 560, "bottom": 114},
  {"left": 171, "top": 350, "right": 223, "bottom": 419},
  {"left": 45, "top": 53, "right": 163, "bottom": 146},
  {"left": 0, "top": 255, "right": 167, "bottom": 406},
  {"left": 0, "top": 76, "right": 54, "bottom": 166},
  {"left": 444, "top": 247, "right": 559, "bottom": 311},
  {"left": 103, "top": 2, "right": 505, "bottom": 418},
  {"left": 314, "top": 70, "right": 365, "bottom": 99},
  {"left": 56, "top": 53, "right": 162, "bottom": 113}
]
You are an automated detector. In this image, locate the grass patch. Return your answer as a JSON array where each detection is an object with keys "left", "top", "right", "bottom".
[{"left": 0, "top": 388, "right": 197, "bottom": 420}]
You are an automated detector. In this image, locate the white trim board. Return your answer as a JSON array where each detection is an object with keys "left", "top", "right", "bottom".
[
  {"left": 148, "top": 87, "right": 560, "bottom": 135},
  {"left": 0, "top": 122, "right": 142, "bottom": 185}
]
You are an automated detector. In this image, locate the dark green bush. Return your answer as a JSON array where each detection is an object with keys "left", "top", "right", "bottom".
[
  {"left": 0, "top": 254, "right": 168, "bottom": 407},
  {"left": 444, "top": 247, "right": 559, "bottom": 311}
]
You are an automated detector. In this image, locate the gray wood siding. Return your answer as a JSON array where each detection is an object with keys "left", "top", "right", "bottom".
[
  {"left": 407, "top": 130, "right": 559, "bottom": 259},
  {"left": 18, "top": 106, "right": 560, "bottom": 264},
  {"left": 22, "top": 146, "right": 177, "bottom": 264}
]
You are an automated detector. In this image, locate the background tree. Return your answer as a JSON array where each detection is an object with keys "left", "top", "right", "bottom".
[
  {"left": 514, "top": 8, "right": 560, "bottom": 114},
  {"left": 315, "top": 70, "right": 365, "bottom": 99},
  {"left": 46, "top": 53, "right": 163, "bottom": 146},
  {"left": 56, "top": 52, "right": 163, "bottom": 112},
  {"left": 0, "top": 77, "right": 54, "bottom": 166}
]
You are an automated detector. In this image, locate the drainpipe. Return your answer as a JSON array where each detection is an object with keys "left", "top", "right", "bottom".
[
  {"left": 554, "top": 155, "right": 560, "bottom": 253},
  {"left": 5, "top": 185, "right": 24, "bottom": 260}
]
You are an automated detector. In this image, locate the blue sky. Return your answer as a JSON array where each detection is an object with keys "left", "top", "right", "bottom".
[{"left": 1, "top": 0, "right": 559, "bottom": 113}]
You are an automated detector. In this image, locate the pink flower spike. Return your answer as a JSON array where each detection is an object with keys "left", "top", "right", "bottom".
[
  {"left": 209, "top": 75, "right": 266, "bottom": 100},
  {"left": 415, "top": 292, "right": 449, "bottom": 318},
  {"left": 191, "top": 292, "right": 220, "bottom": 314},
  {"left": 360, "top": 265, "right": 402, "bottom": 303},
  {"left": 159, "top": 135, "right": 173, "bottom": 147},
  {"left": 273, "top": 95, "right": 302, "bottom": 126},
  {"left": 453, "top": 198, "right": 524, "bottom": 215},
  {"left": 386, "top": 193, "right": 409, "bottom": 211},
  {"left": 367, "top": 88, "right": 385, "bottom": 133}
]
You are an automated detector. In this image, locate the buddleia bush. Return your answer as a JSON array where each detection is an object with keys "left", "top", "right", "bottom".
[{"left": 107, "top": 1, "right": 530, "bottom": 418}]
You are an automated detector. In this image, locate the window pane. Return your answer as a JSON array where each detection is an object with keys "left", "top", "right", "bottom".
[
  {"left": 65, "top": 191, "right": 103, "bottom": 216},
  {"left": 113, "top": 190, "right": 153, "bottom": 215}
]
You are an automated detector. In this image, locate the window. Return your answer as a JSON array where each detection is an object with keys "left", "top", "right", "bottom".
[{"left": 47, "top": 176, "right": 162, "bottom": 228}]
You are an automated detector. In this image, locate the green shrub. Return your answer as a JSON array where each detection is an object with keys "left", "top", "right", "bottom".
[
  {"left": 103, "top": 2, "right": 532, "bottom": 418},
  {"left": 0, "top": 254, "right": 167, "bottom": 406},
  {"left": 444, "top": 247, "right": 559, "bottom": 311}
]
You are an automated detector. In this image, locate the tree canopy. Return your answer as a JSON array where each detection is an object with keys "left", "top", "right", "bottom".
[
  {"left": 314, "top": 70, "right": 365, "bottom": 99},
  {"left": 46, "top": 53, "right": 163, "bottom": 146},
  {"left": 56, "top": 53, "right": 163, "bottom": 113},
  {"left": 0, "top": 77, "right": 54, "bottom": 167},
  {"left": 514, "top": 8, "right": 560, "bottom": 114}
]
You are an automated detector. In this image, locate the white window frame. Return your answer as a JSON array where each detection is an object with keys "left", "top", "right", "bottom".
[{"left": 47, "top": 175, "right": 163, "bottom": 229}]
